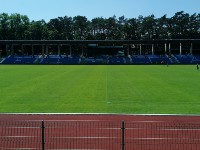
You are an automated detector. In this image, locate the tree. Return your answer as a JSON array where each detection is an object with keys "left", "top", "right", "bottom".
[
  {"left": 104, "top": 16, "right": 118, "bottom": 40},
  {"left": 171, "top": 11, "right": 190, "bottom": 38},
  {"left": 29, "top": 20, "right": 47, "bottom": 40},
  {"left": 62, "top": 16, "right": 74, "bottom": 40},
  {"left": 9, "top": 13, "right": 30, "bottom": 40},
  {"left": 188, "top": 13, "right": 200, "bottom": 38},
  {"left": 0, "top": 11, "right": 199, "bottom": 40},
  {"left": 141, "top": 15, "right": 156, "bottom": 39},
  {"left": 0, "top": 13, "right": 10, "bottom": 40},
  {"left": 156, "top": 15, "right": 169, "bottom": 39},
  {"left": 73, "top": 16, "right": 88, "bottom": 40}
]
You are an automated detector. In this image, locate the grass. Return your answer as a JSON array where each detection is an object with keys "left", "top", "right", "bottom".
[{"left": 0, "top": 65, "right": 200, "bottom": 114}]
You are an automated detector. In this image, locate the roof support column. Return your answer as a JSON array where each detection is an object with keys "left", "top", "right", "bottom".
[
  {"left": 21, "top": 44, "right": 24, "bottom": 56},
  {"left": 169, "top": 43, "right": 171, "bottom": 56},
  {"left": 127, "top": 45, "right": 130, "bottom": 56},
  {"left": 69, "top": 45, "right": 72, "bottom": 56},
  {"left": 46, "top": 45, "right": 49, "bottom": 56},
  {"left": 81, "top": 45, "right": 84, "bottom": 56},
  {"left": 6, "top": 44, "right": 9, "bottom": 56},
  {"left": 165, "top": 43, "right": 167, "bottom": 54},
  {"left": 139, "top": 44, "right": 142, "bottom": 55},
  {"left": 58, "top": 45, "right": 61, "bottom": 56},
  {"left": 11, "top": 44, "right": 14, "bottom": 56},
  {"left": 180, "top": 43, "right": 182, "bottom": 55},
  {"left": 190, "top": 43, "right": 193, "bottom": 54},
  {"left": 152, "top": 44, "right": 154, "bottom": 55},
  {"left": 42, "top": 45, "right": 45, "bottom": 57},
  {"left": 31, "top": 45, "right": 34, "bottom": 57}
]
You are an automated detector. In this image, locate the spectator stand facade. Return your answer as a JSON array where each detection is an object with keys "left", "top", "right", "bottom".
[{"left": 0, "top": 39, "right": 200, "bottom": 64}]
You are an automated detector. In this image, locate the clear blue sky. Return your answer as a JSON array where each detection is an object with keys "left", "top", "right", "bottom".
[{"left": 0, "top": 0, "right": 199, "bottom": 21}]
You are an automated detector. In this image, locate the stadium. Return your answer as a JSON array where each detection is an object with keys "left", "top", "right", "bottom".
[
  {"left": 1, "top": 0, "right": 200, "bottom": 147},
  {"left": 0, "top": 39, "right": 200, "bottom": 149}
]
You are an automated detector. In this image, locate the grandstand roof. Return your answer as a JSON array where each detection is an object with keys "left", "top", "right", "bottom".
[{"left": 0, "top": 39, "right": 200, "bottom": 45}]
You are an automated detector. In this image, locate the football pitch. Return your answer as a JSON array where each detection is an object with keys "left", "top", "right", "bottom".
[{"left": 0, "top": 65, "right": 200, "bottom": 114}]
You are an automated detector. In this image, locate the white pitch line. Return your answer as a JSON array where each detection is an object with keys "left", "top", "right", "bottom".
[
  {"left": 1, "top": 136, "right": 200, "bottom": 141},
  {"left": 1, "top": 136, "right": 38, "bottom": 138},
  {"left": 47, "top": 149, "right": 102, "bottom": 150},
  {"left": 106, "top": 65, "right": 110, "bottom": 105},
  {"left": 1, "top": 113, "right": 200, "bottom": 116},
  {"left": 5, "top": 147, "right": 38, "bottom": 150},
  {"left": 125, "top": 128, "right": 200, "bottom": 131},
  {"left": 160, "top": 128, "right": 200, "bottom": 131},
  {"left": 43, "top": 120, "right": 108, "bottom": 122},
  {"left": 1, "top": 127, "right": 40, "bottom": 129},
  {"left": 0, "top": 119, "right": 115, "bottom": 122},
  {"left": 128, "top": 137, "right": 200, "bottom": 140},
  {"left": 3, "top": 127, "right": 200, "bottom": 131},
  {"left": 96, "top": 127, "right": 200, "bottom": 131},
  {"left": 1, "top": 120, "right": 196, "bottom": 123},
  {"left": 52, "top": 136, "right": 119, "bottom": 139}
]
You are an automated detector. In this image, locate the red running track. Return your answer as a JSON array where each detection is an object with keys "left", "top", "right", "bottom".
[{"left": 0, "top": 114, "right": 200, "bottom": 150}]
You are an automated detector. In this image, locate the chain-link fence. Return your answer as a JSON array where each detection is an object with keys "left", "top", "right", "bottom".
[{"left": 1, "top": 120, "right": 200, "bottom": 150}]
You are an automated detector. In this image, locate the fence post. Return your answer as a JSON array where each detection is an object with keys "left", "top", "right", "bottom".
[
  {"left": 122, "top": 120, "right": 125, "bottom": 150},
  {"left": 41, "top": 120, "right": 45, "bottom": 150}
]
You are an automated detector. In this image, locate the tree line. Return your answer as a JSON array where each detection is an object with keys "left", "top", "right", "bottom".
[{"left": 0, "top": 11, "right": 200, "bottom": 40}]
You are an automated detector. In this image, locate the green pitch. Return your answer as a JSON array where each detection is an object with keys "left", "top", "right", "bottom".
[{"left": 0, "top": 65, "right": 199, "bottom": 114}]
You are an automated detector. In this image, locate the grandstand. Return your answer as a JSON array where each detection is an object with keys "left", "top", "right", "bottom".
[{"left": 0, "top": 39, "right": 200, "bottom": 65}]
